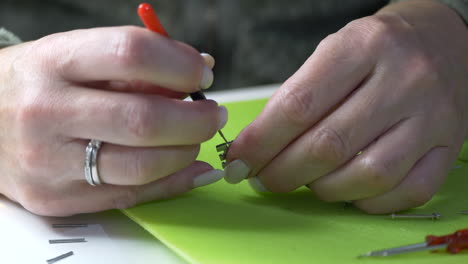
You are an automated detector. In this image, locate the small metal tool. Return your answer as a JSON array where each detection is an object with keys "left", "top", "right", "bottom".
[
  {"left": 49, "top": 238, "right": 87, "bottom": 244},
  {"left": 46, "top": 251, "right": 74, "bottom": 264},
  {"left": 461, "top": 211, "right": 468, "bottom": 215},
  {"left": 390, "top": 212, "right": 441, "bottom": 220},
  {"left": 52, "top": 223, "right": 88, "bottom": 228},
  {"left": 190, "top": 91, "right": 232, "bottom": 162},
  {"left": 359, "top": 228, "right": 468, "bottom": 257},
  {"left": 216, "top": 141, "right": 234, "bottom": 168}
]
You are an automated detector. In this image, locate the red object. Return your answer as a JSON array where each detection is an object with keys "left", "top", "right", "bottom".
[
  {"left": 425, "top": 229, "right": 468, "bottom": 254},
  {"left": 137, "top": 2, "right": 208, "bottom": 101},
  {"left": 138, "top": 3, "right": 169, "bottom": 37}
]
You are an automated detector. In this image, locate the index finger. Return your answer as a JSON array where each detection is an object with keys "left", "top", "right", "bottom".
[
  {"left": 36, "top": 26, "right": 212, "bottom": 92},
  {"left": 226, "top": 30, "right": 376, "bottom": 182}
]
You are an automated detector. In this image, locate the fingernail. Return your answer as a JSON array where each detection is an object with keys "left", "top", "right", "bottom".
[
  {"left": 200, "top": 65, "right": 214, "bottom": 89},
  {"left": 217, "top": 106, "right": 228, "bottom": 130},
  {"left": 224, "top": 159, "right": 250, "bottom": 184},
  {"left": 248, "top": 177, "right": 269, "bottom": 193},
  {"left": 200, "top": 53, "right": 215, "bottom": 69},
  {"left": 193, "top": 170, "right": 225, "bottom": 188}
]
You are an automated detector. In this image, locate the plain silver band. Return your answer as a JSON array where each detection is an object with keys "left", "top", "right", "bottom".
[{"left": 85, "top": 140, "right": 102, "bottom": 186}]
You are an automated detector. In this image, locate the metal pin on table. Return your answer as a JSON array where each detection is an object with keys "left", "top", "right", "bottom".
[
  {"left": 46, "top": 251, "right": 74, "bottom": 264},
  {"left": 52, "top": 223, "right": 88, "bottom": 228},
  {"left": 390, "top": 212, "right": 441, "bottom": 220},
  {"left": 49, "top": 238, "right": 87, "bottom": 244}
]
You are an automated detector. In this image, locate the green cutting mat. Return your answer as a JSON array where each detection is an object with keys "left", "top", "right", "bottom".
[{"left": 123, "top": 98, "right": 468, "bottom": 264}]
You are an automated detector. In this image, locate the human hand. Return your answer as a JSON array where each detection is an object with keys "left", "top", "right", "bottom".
[
  {"left": 225, "top": 0, "right": 468, "bottom": 213},
  {"left": 0, "top": 26, "right": 227, "bottom": 216}
]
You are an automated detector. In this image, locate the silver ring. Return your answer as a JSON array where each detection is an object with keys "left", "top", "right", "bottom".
[{"left": 85, "top": 139, "right": 103, "bottom": 186}]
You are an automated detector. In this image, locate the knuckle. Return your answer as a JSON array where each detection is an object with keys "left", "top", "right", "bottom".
[
  {"left": 357, "top": 157, "right": 394, "bottom": 191},
  {"left": 305, "top": 127, "right": 348, "bottom": 166},
  {"left": 111, "top": 27, "right": 147, "bottom": 69},
  {"left": 122, "top": 100, "right": 156, "bottom": 142},
  {"left": 405, "top": 51, "right": 439, "bottom": 81},
  {"left": 31, "top": 33, "right": 78, "bottom": 76},
  {"left": 277, "top": 82, "right": 315, "bottom": 126},
  {"left": 346, "top": 15, "right": 406, "bottom": 50},
  {"left": 112, "top": 187, "right": 139, "bottom": 210},
  {"left": 126, "top": 152, "right": 154, "bottom": 185},
  {"left": 176, "top": 43, "right": 205, "bottom": 82},
  {"left": 16, "top": 91, "right": 47, "bottom": 126},
  {"left": 18, "top": 144, "right": 47, "bottom": 174},
  {"left": 315, "top": 32, "right": 341, "bottom": 52}
]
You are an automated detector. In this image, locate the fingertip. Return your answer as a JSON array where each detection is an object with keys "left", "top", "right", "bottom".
[
  {"left": 248, "top": 177, "right": 270, "bottom": 193},
  {"left": 137, "top": 161, "right": 214, "bottom": 203},
  {"left": 217, "top": 106, "right": 228, "bottom": 130},
  {"left": 224, "top": 159, "right": 250, "bottom": 184},
  {"left": 201, "top": 53, "right": 215, "bottom": 69},
  {"left": 149, "top": 39, "right": 211, "bottom": 93},
  {"left": 200, "top": 65, "right": 214, "bottom": 89},
  {"left": 193, "top": 169, "right": 225, "bottom": 188}
]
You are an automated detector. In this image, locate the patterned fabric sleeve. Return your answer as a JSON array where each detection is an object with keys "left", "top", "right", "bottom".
[
  {"left": 390, "top": 0, "right": 468, "bottom": 25},
  {"left": 0, "top": 28, "right": 22, "bottom": 49}
]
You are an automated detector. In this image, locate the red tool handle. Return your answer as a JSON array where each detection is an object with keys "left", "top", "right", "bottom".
[
  {"left": 425, "top": 229, "right": 468, "bottom": 246},
  {"left": 447, "top": 238, "right": 468, "bottom": 254},
  {"left": 137, "top": 2, "right": 207, "bottom": 101},
  {"left": 138, "top": 3, "right": 169, "bottom": 37}
]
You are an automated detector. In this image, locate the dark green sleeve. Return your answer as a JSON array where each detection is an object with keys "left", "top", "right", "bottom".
[
  {"left": 390, "top": 0, "right": 468, "bottom": 25},
  {"left": 0, "top": 28, "right": 22, "bottom": 49}
]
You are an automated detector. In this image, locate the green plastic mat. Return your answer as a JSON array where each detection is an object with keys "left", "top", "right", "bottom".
[{"left": 123, "top": 98, "right": 468, "bottom": 264}]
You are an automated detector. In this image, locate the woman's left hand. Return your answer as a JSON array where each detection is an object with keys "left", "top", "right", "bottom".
[{"left": 224, "top": 0, "right": 468, "bottom": 214}]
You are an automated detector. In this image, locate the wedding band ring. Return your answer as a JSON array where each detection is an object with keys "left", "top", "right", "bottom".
[{"left": 85, "top": 139, "right": 103, "bottom": 186}]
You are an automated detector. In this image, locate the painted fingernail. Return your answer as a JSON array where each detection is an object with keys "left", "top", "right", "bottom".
[
  {"left": 201, "top": 53, "right": 215, "bottom": 69},
  {"left": 248, "top": 177, "right": 269, "bottom": 193},
  {"left": 200, "top": 65, "right": 214, "bottom": 89},
  {"left": 193, "top": 170, "right": 225, "bottom": 188},
  {"left": 224, "top": 160, "right": 250, "bottom": 184},
  {"left": 217, "top": 106, "right": 228, "bottom": 130}
]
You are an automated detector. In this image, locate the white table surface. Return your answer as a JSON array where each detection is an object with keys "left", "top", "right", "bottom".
[{"left": 0, "top": 84, "right": 279, "bottom": 264}]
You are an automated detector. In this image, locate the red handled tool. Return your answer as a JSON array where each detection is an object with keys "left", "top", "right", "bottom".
[
  {"left": 359, "top": 228, "right": 468, "bottom": 257},
  {"left": 137, "top": 3, "right": 208, "bottom": 101},
  {"left": 137, "top": 3, "right": 168, "bottom": 37}
]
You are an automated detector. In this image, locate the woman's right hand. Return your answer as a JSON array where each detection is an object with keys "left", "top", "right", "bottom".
[{"left": 0, "top": 26, "right": 227, "bottom": 216}]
